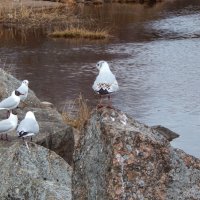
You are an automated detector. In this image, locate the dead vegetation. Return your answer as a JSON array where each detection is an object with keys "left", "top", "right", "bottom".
[
  {"left": 0, "top": 58, "right": 15, "bottom": 75},
  {"left": 0, "top": 3, "right": 111, "bottom": 40},
  {"left": 49, "top": 27, "right": 110, "bottom": 39},
  {"left": 62, "top": 94, "right": 91, "bottom": 130},
  {"left": 0, "top": 4, "right": 78, "bottom": 29}
]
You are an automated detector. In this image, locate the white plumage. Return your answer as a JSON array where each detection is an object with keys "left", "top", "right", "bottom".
[
  {"left": 17, "top": 111, "right": 39, "bottom": 139},
  {"left": 92, "top": 61, "right": 119, "bottom": 95},
  {"left": 0, "top": 111, "right": 18, "bottom": 140},
  {"left": 16, "top": 80, "right": 29, "bottom": 102},
  {"left": 0, "top": 90, "right": 21, "bottom": 110}
]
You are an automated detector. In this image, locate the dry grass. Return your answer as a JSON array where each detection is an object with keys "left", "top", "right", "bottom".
[
  {"left": 0, "top": 4, "right": 78, "bottom": 29},
  {"left": 49, "top": 27, "right": 110, "bottom": 39},
  {"left": 0, "top": 58, "right": 15, "bottom": 75},
  {"left": 62, "top": 94, "right": 91, "bottom": 130}
]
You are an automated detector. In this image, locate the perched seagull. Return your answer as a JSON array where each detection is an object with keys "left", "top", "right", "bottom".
[
  {"left": 92, "top": 61, "right": 119, "bottom": 108},
  {"left": 17, "top": 111, "right": 39, "bottom": 141},
  {"left": 0, "top": 90, "right": 22, "bottom": 112},
  {"left": 16, "top": 80, "right": 29, "bottom": 106},
  {"left": 0, "top": 110, "right": 18, "bottom": 140}
]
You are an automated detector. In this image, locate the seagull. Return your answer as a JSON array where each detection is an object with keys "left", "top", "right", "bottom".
[
  {"left": 16, "top": 80, "right": 29, "bottom": 106},
  {"left": 17, "top": 111, "right": 39, "bottom": 141},
  {"left": 92, "top": 61, "right": 119, "bottom": 108},
  {"left": 0, "top": 90, "right": 22, "bottom": 114},
  {"left": 0, "top": 110, "right": 18, "bottom": 140}
]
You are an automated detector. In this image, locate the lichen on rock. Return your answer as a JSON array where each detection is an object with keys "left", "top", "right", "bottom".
[
  {"left": 0, "top": 142, "right": 72, "bottom": 200},
  {"left": 73, "top": 108, "right": 200, "bottom": 200}
]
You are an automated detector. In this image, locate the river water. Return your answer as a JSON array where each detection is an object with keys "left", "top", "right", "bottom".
[{"left": 0, "top": 0, "right": 200, "bottom": 157}]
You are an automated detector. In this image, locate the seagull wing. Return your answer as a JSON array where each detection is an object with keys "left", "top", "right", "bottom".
[
  {"left": 0, "top": 96, "right": 18, "bottom": 109},
  {"left": 92, "top": 72, "right": 119, "bottom": 93},
  {"left": 17, "top": 84, "right": 28, "bottom": 101},
  {"left": 0, "top": 119, "right": 12, "bottom": 133},
  {"left": 17, "top": 84, "right": 28, "bottom": 94},
  {"left": 17, "top": 118, "right": 39, "bottom": 135},
  {"left": 109, "top": 79, "right": 119, "bottom": 93}
]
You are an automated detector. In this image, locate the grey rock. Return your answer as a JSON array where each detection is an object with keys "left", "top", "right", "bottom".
[
  {"left": 0, "top": 68, "right": 41, "bottom": 107},
  {"left": 0, "top": 141, "right": 72, "bottom": 200},
  {"left": 151, "top": 125, "right": 180, "bottom": 141},
  {"left": 73, "top": 108, "right": 200, "bottom": 200},
  {"left": 166, "top": 149, "right": 200, "bottom": 200}
]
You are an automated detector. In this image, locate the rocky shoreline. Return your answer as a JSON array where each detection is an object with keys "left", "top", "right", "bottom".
[{"left": 0, "top": 69, "right": 199, "bottom": 199}]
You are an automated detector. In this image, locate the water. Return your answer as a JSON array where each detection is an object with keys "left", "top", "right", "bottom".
[{"left": 0, "top": 0, "right": 200, "bottom": 157}]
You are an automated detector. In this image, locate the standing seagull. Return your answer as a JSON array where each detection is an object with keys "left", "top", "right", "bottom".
[
  {"left": 0, "top": 110, "right": 18, "bottom": 140},
  {"left": 0, "top": 90, "right": 22, "bottom": 113},
  {"left": 16, "top": 80, "right": 29, "bottom": 106},
  {"left": 17, "top": 111, "right": 39, "bottom": 141},
  {"left": 92, "top": 61, "right": 119, "bottom": 108}
]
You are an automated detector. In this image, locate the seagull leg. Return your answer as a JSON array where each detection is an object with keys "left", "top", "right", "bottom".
[
  {"left": 0, "top": 135, "right": 4, "bottom": 140},
  {"left": 5, "top": 134, "right": 8, "bottom": 141},
  {"left": 7, "top": 110, "right": 10, "bottom": 119},
  {"left": 97, "top": 95, "right": 104, "bottom": 109},
  {"left": 31, "top": 137, "right": 32, "bottom": 142},
  {"left": 107, "top": 94, "right": 113, "bottom": 109}
]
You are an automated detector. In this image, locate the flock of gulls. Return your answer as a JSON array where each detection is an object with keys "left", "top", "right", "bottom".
[
  {"left": 0, "top": 80, "right": 39, "bottom": 141},
  {"left": 0, "top": 60, "right": 118, "bottom": 142}
]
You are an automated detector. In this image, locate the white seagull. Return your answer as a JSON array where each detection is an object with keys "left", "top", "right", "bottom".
[
  {"left": 0, "top": 90, "right": 22, "bottom": 111},
  {"left": 16, "top": 80, "right": 29, "bottom": 103},
  {"left": 92, "top": 60, "right": 119, "bottom": 108},
  {"left": 17, "top": 111, "right": 39, "bottom": 141},
  {"left": 0, "top": 110, "right": 18, "bottom": 140}
]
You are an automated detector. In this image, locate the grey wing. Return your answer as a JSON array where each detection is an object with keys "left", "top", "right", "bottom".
[
  {"left": 93, "top": 73, "right": 119, "bottom": 92},
  {"left": 0, "top": 96, "right": 17, "bottom": 109},
  {"left": 109, "top": 79, "right": 119, "bottom": 93},
  {"left": 0, "top": 120, "right": 12, "bottom": 133},
  {"left": 17, "top": 84, "right": 28, "bottom": 94},
  {"left": 17, "top": 118, "right": 39, "bottom": 134},
  {"left": 92, "top": 78, "right": 100, "bottom": 92}
]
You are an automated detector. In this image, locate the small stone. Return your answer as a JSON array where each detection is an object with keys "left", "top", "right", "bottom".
[{"left": 138, "top": 180, "right": 145, "bottom": 188}]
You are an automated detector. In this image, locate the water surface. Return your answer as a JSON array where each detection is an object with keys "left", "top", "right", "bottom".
[{"left": 0, "top": 0, "right": 200, "bottom": 157}]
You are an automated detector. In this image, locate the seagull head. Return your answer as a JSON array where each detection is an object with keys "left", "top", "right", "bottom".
[
  {"left": 8, "top": 110, "right": 18, "bottom": 120},
  {"left": 25, "top": 111, "right": 36, "bottom": 120},
  {"left": 96, "top": 60, "right": 110, "bottom": 71},
  {"left": 22, "top": 80, "right": 29, "bottom": 86},
  {"left": 11, "top": 110, "right": 17, "bottom": 116}
]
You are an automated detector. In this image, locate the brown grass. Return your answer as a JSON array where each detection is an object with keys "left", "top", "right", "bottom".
[
  {"left": 0, "top": 58, "right": 15, "bottom": 75},
  {"left": 62, "top": 94, "right": 91, "bottom": 130},
  {"left": 0, "top": 4, "right": 78, "bottom": 29},
  {"left": 49, "top": 27, "right": 110, "bottom": 40}
]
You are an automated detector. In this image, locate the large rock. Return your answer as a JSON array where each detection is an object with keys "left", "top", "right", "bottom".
[
  {"left": 73, "top": 108, "right": 200, "bottom": 200},
  {"left": 0, "top": 69, "right": 74, "bottom": 165},
  {"left": 0, "top": 141, "right": 72, "bottom": 199}
]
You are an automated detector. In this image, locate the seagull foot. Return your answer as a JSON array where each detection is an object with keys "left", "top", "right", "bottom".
[
  {"left": 97, "top": 104, "right": 104, "bottom": 109},
  {"left": 106, "top": 105, "right": 115, "bottom": 109}
]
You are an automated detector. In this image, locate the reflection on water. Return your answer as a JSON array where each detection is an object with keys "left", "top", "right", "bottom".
[{"left": 0, "top": 0, "right": 200, "bottom": 157}]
